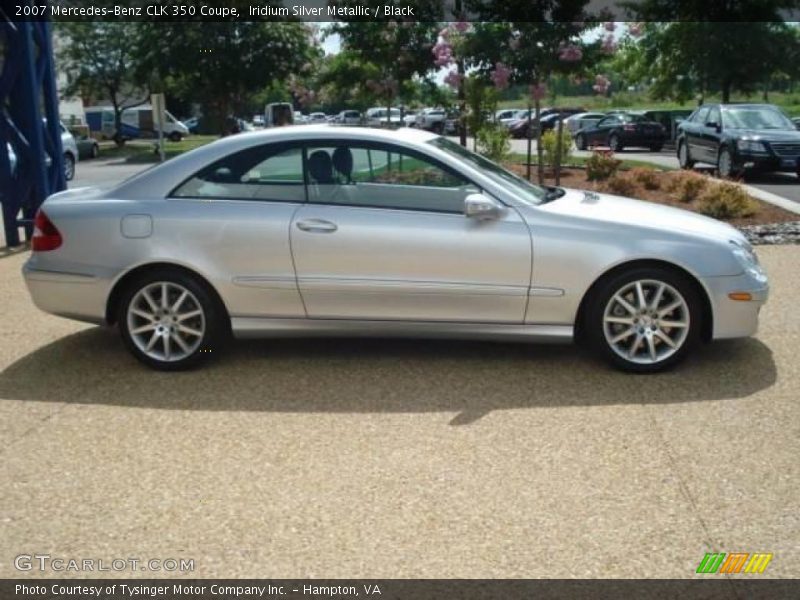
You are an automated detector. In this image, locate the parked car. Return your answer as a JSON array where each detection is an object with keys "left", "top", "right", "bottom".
[
  {"left": 23, "top": 126, "right": 767, "bottom": 373},
  {"left": 676, "top": 103, "right": 800, "bottom": 178},
  {"left": 75, "top": 134, "right": 100, "bottom": 160},
  {"left": 402, "top": 110, "right": 418, "bottom": 127},
  {"left": 495, "top": 109, "right": 525, "bottom": 128},
  {"left": 510, "top": 109, "right": 585, "bottom": 139},
  {"left": 365, "top": 107, "right": 403, "bottom": 128},
  {"left": 181, "top": 117, "right": 200, "bottom": 134},
  {"left": 416, "top": 108, "right": 448, "bottom": 133},
  {"left": 85, "top": 105, "right": 189, "bottom": 142},
  {"left": 336, "top": 110, "right": 361, "bottom": 125},
  {"left": 252, "top": 115, "right": 265, "bottom": 128},
  {"left": 4, "top": 122, "right": 78, "bottom": 181},
  {"left": 565, "top": 112, "right": 607, "bottom": 135},
  {"left": 308, "top": 112, "right": 327, "bottom": 123},
  {"left": 574, "top": 113, "right": 667, "bottom": 152}
]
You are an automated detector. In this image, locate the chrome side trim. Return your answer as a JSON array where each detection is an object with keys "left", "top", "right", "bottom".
[
  {"left": 297, "top": 277, "right": 529, "bottom": 296},
  {"left": 231, "top": 317, "right": 573, "bottom": 342},
  {"left": 23, "top": 267, "right": 97, "bottom": 284},
  {"left": 232, "top": 275, "right": 298, "bottom": 290},
  {"left": 529, "top": 286, "right": 565, "bottom": 297}
]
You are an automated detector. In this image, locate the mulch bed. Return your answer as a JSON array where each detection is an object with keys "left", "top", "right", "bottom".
[{"left": 508, "top": 165, "right": 798, "bottom": 227}]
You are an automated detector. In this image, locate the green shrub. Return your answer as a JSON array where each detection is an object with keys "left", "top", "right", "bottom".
[
  {"left": 696, "top": 182, "right": 758, "bottom": 219},
  {"left": 541, "top": 128, "right": 573, "bottom": 166},
  {"left": 628, "top": 166, "right": 661, "bottom": 190},
  {"left": 586, "top": 150, "right": 621, "bottom": 181},
  {"left": 476, "top": 123, "right": 511, "bottom": 163},
  {"left": 666, "top": 171, "right": 709, "bottom": 203},
  {"left": 604, "top": 172, "right": 640, "bottom": 196}
]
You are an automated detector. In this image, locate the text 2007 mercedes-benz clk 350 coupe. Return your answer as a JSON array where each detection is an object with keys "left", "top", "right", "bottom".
[{"left": 24, "top": 126, "right": 768, "bottom": 372}]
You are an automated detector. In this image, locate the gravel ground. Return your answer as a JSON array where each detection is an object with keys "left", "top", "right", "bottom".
[{"left": 0, "top": 246, "right": 798, "bottom": 579}]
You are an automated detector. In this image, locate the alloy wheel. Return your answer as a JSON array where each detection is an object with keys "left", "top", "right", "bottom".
[
  {"left": 602, "top": 279, "right": 690, "bottom": 365},
  {"left": 126, "top": 281, "right": 206, "bottom": 362},
  {"left": 64, "top": 154, "right": 75, "bottom": 180}
]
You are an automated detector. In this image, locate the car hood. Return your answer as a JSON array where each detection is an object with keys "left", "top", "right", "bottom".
[
  {"left": 726, "top": 128, "right": 800, "bottom": 142},
  {"left": 538, "top": 188, "right": 745, "bottom": 245}
]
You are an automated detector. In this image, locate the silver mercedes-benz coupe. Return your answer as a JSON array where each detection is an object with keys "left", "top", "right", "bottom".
[{"left": 23, "top": 126, "right": 768, "bottom": 372}]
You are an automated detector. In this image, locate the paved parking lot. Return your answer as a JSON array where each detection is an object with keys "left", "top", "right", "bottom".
[{"left": 1, "top": 242, "right": 798, "bottom": 578}]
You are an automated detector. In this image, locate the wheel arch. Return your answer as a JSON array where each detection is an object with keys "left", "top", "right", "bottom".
[
  {"left": 105, "top": 261, "right": 230, "bottom": 328},
  {"left": 574, "top": 258, "right": 713, "bottom": 343}
]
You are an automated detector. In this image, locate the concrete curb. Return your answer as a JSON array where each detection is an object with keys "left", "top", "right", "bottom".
[{"left": 739, "top": 182, "right": 800, "bottom": 216}]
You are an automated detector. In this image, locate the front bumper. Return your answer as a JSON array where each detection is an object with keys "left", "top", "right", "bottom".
[
  {"left": 705, "top": 271, "right": 769, "bottom": 339},
  {"left": 735, "top": 151, "right": 800, "bottom": 173}
]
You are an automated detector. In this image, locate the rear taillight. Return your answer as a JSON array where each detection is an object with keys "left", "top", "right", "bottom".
[{"left": 32, "top": 209, "right": 62, "bottom": 252}]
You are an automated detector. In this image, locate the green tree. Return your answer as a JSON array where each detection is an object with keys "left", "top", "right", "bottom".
[
  {"left": 330, "top": 2, "right": 443, "bottom": 122},
  {"left": 135, "top": 21, "right": 319, "bottom": 133},
  {"left": 57, "top": 22, "right": 149, "bottom": 146}
]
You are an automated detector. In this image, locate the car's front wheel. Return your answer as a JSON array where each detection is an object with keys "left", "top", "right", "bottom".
[
  {"left": 678, "top": 140, "right": 694, "bottom": 169},
  {"left": 585, "top": 267, "right": 702, "bottom": 373},
  {"left": 609, "top": 134, "right": 623, "bottom": 152},
  {"left": 119, "top": 269, "right": 224, "bottom": 370},
  {"left": 63, "top": 153, "right": 75, "bottom": 181},
  {"left": 717, "top": 147, "right": 738, "bottom": 178}
]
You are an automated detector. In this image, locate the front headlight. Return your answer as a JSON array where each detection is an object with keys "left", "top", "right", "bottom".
[
  {"left": 730, "top": 240, "right": 767, "bottom": 282},
  {"left": 736, "top": 139, "right": 767, "bottom": 153}
]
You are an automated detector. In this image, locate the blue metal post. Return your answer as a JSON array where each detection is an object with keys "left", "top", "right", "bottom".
[{"left": 0, "top": 7, "right": 65, "bottom": 247}]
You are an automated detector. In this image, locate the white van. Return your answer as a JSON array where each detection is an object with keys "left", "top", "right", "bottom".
[{"left": 85, "top": 105, "right": 189, "bottom": 141}]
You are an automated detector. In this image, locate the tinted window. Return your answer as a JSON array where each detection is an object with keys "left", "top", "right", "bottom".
[
  {"left": 305, "top": 143, "right": 476, "bottom": 213},
  {"left": 692, "top": 107, "right": 710, "bottom": 124},
  {"left": 596, "top": 116, "right": 619, "bottom": 127},
  {"left": 172, "top": 144, "right": 305, "bottom": 202},
  {"left": 722, "top": 106, "right": 795, "bottom": 130},
  {"left": 707, "top": 107, "right": 721, "bottom": 125}
]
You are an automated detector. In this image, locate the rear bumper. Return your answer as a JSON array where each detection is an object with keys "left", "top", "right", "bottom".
[
  {"left": 23, "top": 264, "right": 109, "bottom": 325},
  {"left": 705, "top": 271, "right": 769, "bottom": 339}
]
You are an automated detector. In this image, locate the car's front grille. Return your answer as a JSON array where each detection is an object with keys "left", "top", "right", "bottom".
[{"left": 770, "top": 143, "right": 800, "bottom": 157}]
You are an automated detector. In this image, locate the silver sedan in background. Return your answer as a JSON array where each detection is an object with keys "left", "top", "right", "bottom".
[{"left": 23, "top": 126, "right": 768, "bottom": 372}]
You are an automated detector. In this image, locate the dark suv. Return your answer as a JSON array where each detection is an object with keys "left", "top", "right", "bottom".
[{"left": 676, "top": 103, "right": 800, "bottom": 178}]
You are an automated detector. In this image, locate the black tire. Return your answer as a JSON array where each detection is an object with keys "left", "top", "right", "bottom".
[
  {"left": 575, "top": 133, "right": 586, "bottom": 151},
  {"left": 678, "top": 140, "right": 694, "bottom": 169},
  {"left": 118, "top": 268, "right": 226, "bottom": 371},
  {"left": 90, "top": 143, "right": 99, "bottom": 159},
  {"left": 717, "top": 147, "right": 738, "bottom": 178},
  {"left": 584, "top": 266, "right": 703, "bottom": 373},
  {"left": 63, "top": 153, "right": 75, "bottom": 181},
  {"left": 609, "top": 134, "right": 623, "bottom": 152},
  {"left": 168, "top": 131, "right": 182, "bottom": 142}
]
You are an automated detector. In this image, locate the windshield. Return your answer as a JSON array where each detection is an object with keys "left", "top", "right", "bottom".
[
  {"left": 722, "top": 107, "right": 794, "bottom": 130},
  {"left": 429, "top": 137, "right": 546, "bottom": 204}
]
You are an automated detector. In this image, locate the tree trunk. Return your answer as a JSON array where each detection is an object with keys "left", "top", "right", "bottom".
[
  {"left": 525, "top": 101, "right": 533, "bottom": 180},
  {"left": 535, "top": 97, "right": 544, "bottom": 184},
  {"left": 721, "top": 80, "right": 731, "bottom": 103},
  {"left": 554, "top": 114, "right": 564, "bottom": 186},
  {"left": 458, "top": 59, "right": 467, "bottom": 147}
]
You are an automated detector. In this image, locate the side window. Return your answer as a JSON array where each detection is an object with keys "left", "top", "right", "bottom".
[
  {"left": 305, "top": 143, "right": 478, "bottom": 213},
  {"left": 693, "top": 107, "right": 710, "bottom": 124},
  {"left": 707, "top": 107, "right": 721, "bottom": 125},
  {"left": 596, "top": 116, "right": 618, "bottom": 128},
  {"left": 172, "top": 145, "right": 304, "bottom": 202}
]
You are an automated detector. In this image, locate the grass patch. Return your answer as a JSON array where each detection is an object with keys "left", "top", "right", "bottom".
[{"left": 98, "top": 135, "right": 217, "bottom": 163}]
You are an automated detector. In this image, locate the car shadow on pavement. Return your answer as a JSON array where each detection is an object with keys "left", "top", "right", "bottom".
[{"left": 0, "top": 327, "right": 777, "bottom": 426}]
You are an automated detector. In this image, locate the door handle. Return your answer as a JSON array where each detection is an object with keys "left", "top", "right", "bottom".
[{"left": 296, "top": 218, "right": 338, "bottom": 233}]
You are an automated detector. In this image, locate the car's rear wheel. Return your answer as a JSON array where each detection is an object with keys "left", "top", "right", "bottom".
[
  {"left": 63, "top": 153, "right": 75, "bottom": 181},
  {"left": 717, "top": 147, "right": 738, "bottom": 178},
  {"left": 90, "top": 143, "right": 99, "bottom": 159},
  {"left": 585, "top": 267, "right": 702, "bottom": 373},
  {"left": 119, "top": 269, "right": 223, "bottom": 370},
  {"left": 168, "top": 131, "right": 182, "bottom": 142},
  {"left": 609, "top": 134, "right": 623, "bottom": 152},
  {"left": 678, "top": 141, "right": 694, "bottom": 169},
  {"left": 575, "top": 133, "right": 586, "bottom": 150}
]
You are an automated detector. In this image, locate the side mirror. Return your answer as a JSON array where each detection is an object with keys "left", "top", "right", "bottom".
[
  {"left": 706, "top": 121, "right": 720, "bottom": 131},
  {"left": 464, "top": 193, "right": 505, "bottom": 220}
]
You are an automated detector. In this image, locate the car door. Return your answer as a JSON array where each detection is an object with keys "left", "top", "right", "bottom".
[
  {"left": 698, "top": 105, "right": 722, "bottom": 163},
  {"left": 290, "top": 141, "right": 532, "bottom": 322},
  {"left": 586, "top": 116, "right": 618, "bottom": 144},
  {"left": 684, "top": 106, "right": 709, "bottom": 160}
]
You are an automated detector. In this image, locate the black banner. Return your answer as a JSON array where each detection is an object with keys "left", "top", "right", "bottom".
[{"left": 3, "top": 579, "right": 800, "bottom": 600}]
